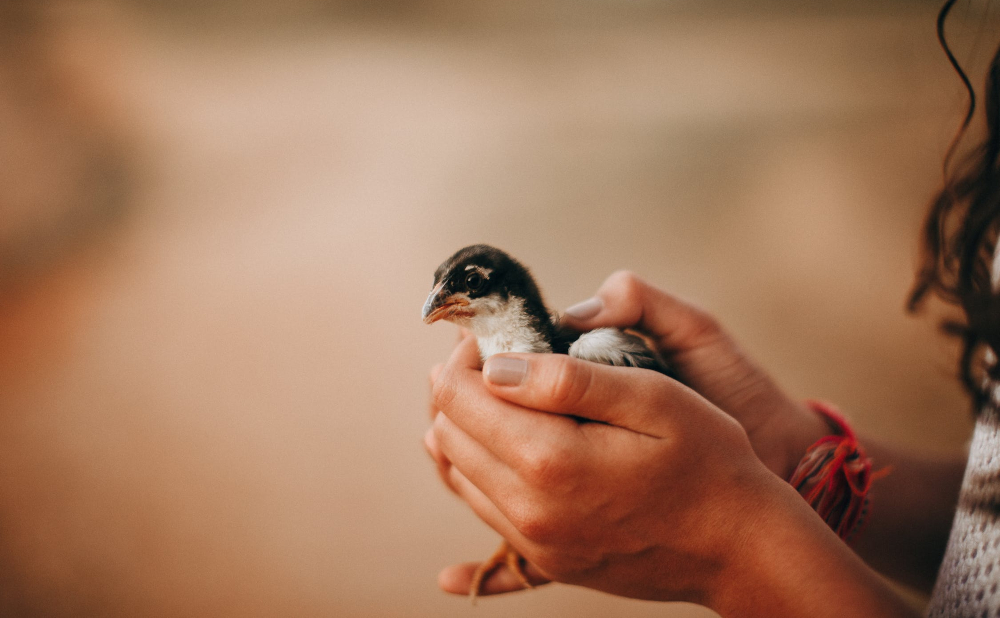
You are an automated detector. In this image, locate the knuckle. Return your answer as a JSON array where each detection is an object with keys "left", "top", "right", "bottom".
[
  {"left": 518, "top": 443, "right": 571, "bottom": 488},
  {"left": 529, "top": 548, "right": 587, "bottom": 583},
  {"left": 601, "top": 270, "right": 647, "bottom": 321},
  {"left": 510, "top": 504, "right": 557, "bottom": 543},
  {"left": 431, "top": 369, "right": 458, "bottom": 411},
  {"left": 608, "top": 270, "right": 644, "bottom": 301},
  {"left": 431, "top": 413, "right": 448, "bottom": 444},
  {"left": 526, "top": 547, "right": 562, "bottom": 577},
  {"left": 505, "top": 499, "right": 533, "bottom": 531},
  {"left": 685, "top": 309, "right": 724, "bottom": 346},
  {"left": 548, "top": 358, "right": 590, "bottom": 410}
]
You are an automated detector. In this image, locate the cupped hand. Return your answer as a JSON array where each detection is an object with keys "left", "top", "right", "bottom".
[
  {"left": 560, "top": 271, "right": 829, "bottom": 479},
  {"left": 426, "top": 334, "right": 788, "bottom": 606}
]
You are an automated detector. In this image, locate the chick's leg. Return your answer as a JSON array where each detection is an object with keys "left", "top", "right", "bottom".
[{"left": 469, "top": 539, "right": 533, "bottom": 603}]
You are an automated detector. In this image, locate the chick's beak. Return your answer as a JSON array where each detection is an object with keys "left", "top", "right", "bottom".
[{"left": 422, "top": 282, "right": 470, "bottom": 324}]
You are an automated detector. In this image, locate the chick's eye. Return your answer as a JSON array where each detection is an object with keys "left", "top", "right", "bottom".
[{"left": 465, "top": 272, "right": 484, "bottom": 291}]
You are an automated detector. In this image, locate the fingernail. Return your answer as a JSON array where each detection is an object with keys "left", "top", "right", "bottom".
[
  {"left": 484, "top": 356, "right": 528, "bottom": 386},
  {"left": 564, "top": 296, "right": 603, "bottom": 320}
]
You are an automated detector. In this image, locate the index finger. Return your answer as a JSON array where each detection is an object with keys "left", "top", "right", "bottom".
[
  {"left": 429, "top": 329, "right": 479, "bottom": 421},
  {"left": 447, "top": 330, "right": 484, "bottom": 370},
  {"left": 432, "top": 345, "right": 576, "bottom": 465},
  {"left": 561, "top": 271, "right": 724, "bottom": 354}
]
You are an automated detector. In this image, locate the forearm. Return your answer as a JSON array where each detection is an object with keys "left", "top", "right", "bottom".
[
  {"left": 712, "top": 479, "right": 921, "bottom": 618},
  {"left": 849, "top": 438, "right": 966, "bottom": 591},
  {"left": 771, "top": 402, "right": 966, "bottom": 590}
]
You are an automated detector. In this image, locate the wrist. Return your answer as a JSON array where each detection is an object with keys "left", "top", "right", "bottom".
[
  {"left": 753, "top": 399, "right": 831, "bottom": 480},
  {"left": 778, "top": 401, "right": 834, "bottom": 480},
  {"left": 701, "top": 465, "right": 792, "bottom": 613},
  {"left": 707, "top": 478, "right": 916, "bottom": 618}
]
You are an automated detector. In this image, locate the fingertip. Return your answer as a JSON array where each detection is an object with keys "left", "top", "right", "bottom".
[
  {"left": 438, "top": 564, "right": 472, "bottom": 594},
  {"left": 429, "top": 363, "right": 445, "bottom": 384},
  {"left": 424, "top": 427, "right": 441, "bottom": 460}
]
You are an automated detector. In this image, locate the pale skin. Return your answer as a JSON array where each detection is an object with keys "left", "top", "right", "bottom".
[{"left": 425, "top": 271, "right": 966, "bottom": 615}]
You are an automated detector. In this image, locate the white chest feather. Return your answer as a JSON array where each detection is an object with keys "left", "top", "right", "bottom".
[{"left": 467, "top": 297, "right": 551, "bottom": 361}]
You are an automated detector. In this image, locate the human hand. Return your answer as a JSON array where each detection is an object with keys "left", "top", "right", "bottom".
[
  {"left": 426, "top": 334, "right": 786, "bottom": 606},
  {"left": 559, "top": 271, "right": 829, "bottom": 480},
  {"left": 426, "top": 336, "right": 555, "bottom": 593}
]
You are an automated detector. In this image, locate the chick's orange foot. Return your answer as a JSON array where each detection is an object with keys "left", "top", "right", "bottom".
[{"left": 469, "top": 539, "right": 533, "bottom": 603}]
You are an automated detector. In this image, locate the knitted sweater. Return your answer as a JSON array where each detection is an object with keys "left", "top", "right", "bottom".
[
  {"left": 926, "top": 406, "right": 1000, "bottom": 616},
  {"left": 924, "top": 246, "right": 1000, "bottom": 616}
]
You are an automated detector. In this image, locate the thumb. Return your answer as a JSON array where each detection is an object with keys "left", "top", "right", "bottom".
[
  {"left": 560, "top": 270, "right": 724, "bottom": 355},
  {"left": 481, "top": 352, "right": 675, "bottom": 434}
]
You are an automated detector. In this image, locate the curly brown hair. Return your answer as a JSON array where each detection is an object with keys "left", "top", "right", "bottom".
[{"left": 909, "top": 0, "right": 1000, "bottom": 411}]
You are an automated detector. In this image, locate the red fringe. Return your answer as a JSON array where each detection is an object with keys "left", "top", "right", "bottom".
[{"left": 787, "top": 401, "right": 891, "bottom": 543}]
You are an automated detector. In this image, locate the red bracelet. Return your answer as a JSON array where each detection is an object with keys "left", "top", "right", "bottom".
[{"left": 787, "top": 401, "right": 890, "bottom": 543}]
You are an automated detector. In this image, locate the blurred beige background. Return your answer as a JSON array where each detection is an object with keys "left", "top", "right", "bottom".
[{"left": 1, "top": 1, "right": 996, "bottom": 616}]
